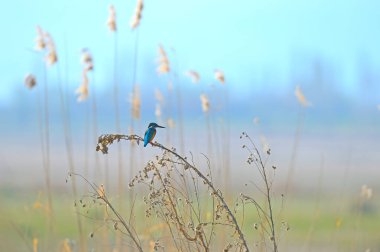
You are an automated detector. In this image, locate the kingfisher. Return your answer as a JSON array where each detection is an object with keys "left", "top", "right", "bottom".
[{"left": 144, "top": 122, "right": 165, "bottom": 147}]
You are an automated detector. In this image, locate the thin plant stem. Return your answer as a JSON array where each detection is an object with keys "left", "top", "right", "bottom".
[
  {"left": 70, "top": 173, "right": 143, "bottom": 252},
  {"left": 90, "top": 71, "right": 101, "bottom": 179},
  {"left": 111, "top": 30, "right": 124, "bottom": 252},
  {"left": 57, "top": 64, "right": 85, "bottom": 252},
  {"left": 42, "top": 65, "right": 53, "bottom": 233},
  {"left": 126, "top": 29, "right": 141, "bottom": 252},
  {"left": 284, "top": 108, "right": 305, "bottom": 195},
  {"left": 171, "top": 50, "right": 184, "bottom": 154}
]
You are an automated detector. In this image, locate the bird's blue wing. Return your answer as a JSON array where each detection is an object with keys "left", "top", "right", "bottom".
[{"left": 144, "top": 128, "right": 156, "bottom": 147}]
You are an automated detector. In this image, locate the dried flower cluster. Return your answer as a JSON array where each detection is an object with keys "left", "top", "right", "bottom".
[
  {"left": 157, "top": 45, "right": 170, "bottom": 74},
  {"left": 214, "top": 70, "right": 225, "bottom": 84},
  {"left": 24, "top": 74, "right": 37, "bottom": 89},
  {"left": 130, "top": 0, "right": 143, "bottom": 29},
  {"left": 295, "top": 85, "right": 312, "bottom": 107},
  {"left": 95, "top": 134, "right": 250, "bottom": 251},
  {"left": 200, "top": 93, "right": 210, "bottom": 113},
  {"left": 240, "top": 132, "right": 280, "bottom": 252},
  {"left": 67, "top": 172, "right": 143, "bottom": 251},
  {"left": 107, "top": 5, "right": 117, "bottom": 32},
  {"left": 34, "top": 27, "right": 58, "bottom": 66}
]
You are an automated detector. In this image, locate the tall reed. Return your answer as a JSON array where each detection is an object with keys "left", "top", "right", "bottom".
[
  {"left": 34, "top": 26, "right": 54, "bottom": 234},
  {"left": 284, "top": 85, "right": 311, "bottom": 194}
]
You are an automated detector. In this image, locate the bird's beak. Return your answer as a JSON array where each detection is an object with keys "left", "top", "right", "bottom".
[{"left": 157, "top": 125, "right": 165, "bottom": 128}]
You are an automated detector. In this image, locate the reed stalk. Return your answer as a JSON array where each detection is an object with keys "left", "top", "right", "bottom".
[{"left": 42, "top": 64, "right": 53, "bottom": 233}]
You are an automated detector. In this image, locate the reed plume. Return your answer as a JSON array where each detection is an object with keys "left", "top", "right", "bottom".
[
  {"left": 130, "top": 0, "right": 143, "bottom": 29},
  {"left": 200, "top": 93, "right": 210, "bottom": 113},
  {"left": 76, "top": 71, "right": 89, "bottom": 102},
  {"left": 75, "top": 49, "right": 93, "bottom": 102},
  {"left": 214, "top": 69, "right": 225, "bottom": 84},
  {"left": 167, "top": 118, "right": 175, "bottom": 128},
  {"left": 35, "top": 26, "right": 46, "bottom": 51},
  {"left": 295, "top": 85, "right": 312, "bottom": 107},
  {"left": 154, "top": 88, "right": 164, "bottom": 103},
  {"left": 107, "top": 5, "right": 117, "bottom": 32},
  {"left": 44, "top": 32, "right": 58, "bottom": 66},
  {"left": 130, "top": 84, "right": 141, "bottom": 120},
  {"left": 185, "top": 70, "right": 200, "bottom": 83},
  {"left": 33, "top": 26, "right": 54, "bottom": 236},
  {"left": 157, "top": 45, "right": 170, "bottom": 74}
]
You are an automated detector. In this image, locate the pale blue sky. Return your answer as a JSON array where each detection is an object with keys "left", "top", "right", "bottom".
[{"left": 1, "top": 0, "right": 380, "bottom": 106}]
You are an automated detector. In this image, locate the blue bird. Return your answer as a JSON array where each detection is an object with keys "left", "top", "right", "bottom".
[{"left": 144, "top": 122, "right": 165, "bottom": 147}]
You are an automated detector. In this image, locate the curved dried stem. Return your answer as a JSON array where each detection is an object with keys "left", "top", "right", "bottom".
[
  {"left": 68, "top": 172, "right": 143, "bottom": 252},
  {"left": 96, "top": 134, "right": 250, "bottom": 252}
]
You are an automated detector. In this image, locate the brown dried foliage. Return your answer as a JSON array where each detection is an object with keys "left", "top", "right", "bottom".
[{"left": 96, "top": 134, "right": 250, "bottom": 251}]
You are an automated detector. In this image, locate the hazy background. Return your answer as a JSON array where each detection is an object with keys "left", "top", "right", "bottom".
[
  {"left": 1, "top": 1, "right": 380, "bottom": 251},
  {"left": 1, "top": 0, "right": 380, "bottom": 191}
]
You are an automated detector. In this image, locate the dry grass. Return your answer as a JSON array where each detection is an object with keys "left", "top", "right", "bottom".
[
  {"left": 95, "top": 134, "right": 251, "bottom": 251},
  {"left": 19, "top": 3, "right": 379, "bottom": 252}
]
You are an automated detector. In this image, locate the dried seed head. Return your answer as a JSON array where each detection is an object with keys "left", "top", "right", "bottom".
[
  {"left": 167, "top": 118, "right": 175, "bottom": 128},
  {"left": 155, "top": 103, "right": 161, "bottom": 118},
  {"left": 35, "top": 26, "right": 46, "bottom": 51},
  {"left": 75, "top": 69, "right": 89, "bottom": 102},
  {"left": 154, "top": 88, "right": 164, "bottom": 103},
  {"left": 24, "top": 74, "right": 37, "bottom": 89},
  {"left": 157, "top": 45, "right": 170, "bottom": 74},
  {"left": 214, "top": 69, "right": 225, "bottom": 84},
  {"left": 223, "top": 243, "right": 233, "bottom": 251},
  {"left": 185, "top": 70, "right": 200, "bottom": 84},
  {"left": 295, "top": 85, "right": 312, "bottom": 107},
  {"left": 44, "top": 32, "right": 58, "bottom": 66},
  {"left": 81, "top": 48, "right": 94, "bottom": 71},
  {"left": 107, "top": 5, "right": 117, "bottom": 32},
  {"left": 97, "top": 184, "right": 105, "bottom": 198},
  {"left": 200, "top": 93, "right": 210, "bottom": 113},
  {"left": 130, "top": 0, "right": 143, "bottom": 29},
  {"left": 130, "top": 85, "right": 141, "bottom": 119}
]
